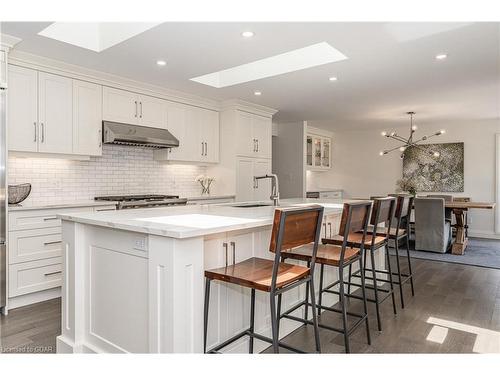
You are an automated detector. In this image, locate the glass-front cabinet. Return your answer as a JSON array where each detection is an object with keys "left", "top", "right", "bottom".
[{"left": 306, "top": 131, "right": 332, "bottom": 171}]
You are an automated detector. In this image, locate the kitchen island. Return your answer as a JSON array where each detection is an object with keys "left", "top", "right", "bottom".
[{"left": 56, "top": 198, "right": 385, "bottom": 353}]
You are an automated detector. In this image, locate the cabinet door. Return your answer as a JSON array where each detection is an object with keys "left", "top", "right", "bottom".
[
  {"left": 165, "top": 102, "right": 192, "bottom": 161},
  {"left": 236, "top": 158, "right": 255, "bottom": 202},
  {"left": 253, "top": 159, "right": 272, "bottom": 201},
  {"left": 235, "top": 111, "right": 255, "bottom": 157},
  {"left": 38, "top": 72, "right": 73, "bottom": 154},
  {"left": 138, "top": 94, "right": 166, "bottom": 129},
  {"left": 7, "top": 65, "right": 38, "bottom": 152},
  {"left": 102, "top": 86, "right": 138, "bottom": 125},
  {"left": 253, "top": 115, "right": 271, "bottom": 159},
  {"left": 201, "top": 109, "right": 219, "bottom": 163},
  {"left": 313, "top": 136, "right": 322, "bottom": 168},
  {"left": 73, "top": 80, "right": 102, "bottom": 156}
]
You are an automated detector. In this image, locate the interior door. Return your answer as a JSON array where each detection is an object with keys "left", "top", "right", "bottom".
[
  {"left": 102, "top": 86, "right": 138, "bottom": 125},
  {"left": 7, "top": 65, "right": 38, "bottom": 152},
  {"left": 138, "top": 94, "right": 166, "bottom": 129},
  {"left": 38, "top": 72, "right": 73, "bottom": 154},
  {"left": 72, "top": 80, "right": 102, "bottom": 156},
  {"left": 236, "top": 158, "right": 255, "bottom": 202},
  {"left": 253, "top": 159, "right": 272, "bottom": 201}
]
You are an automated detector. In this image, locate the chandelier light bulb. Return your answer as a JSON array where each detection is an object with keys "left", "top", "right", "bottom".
[
  {"left": 440, "top": 129, "right": 446, "bottom": 134},
  {"left": 381, "top": 131, "right": 387, "bottom": 137},
  {"left": 390, "top": 131, "right": 396, "bottom": 137},
  {"left": 399, "top": 146, "right": 406, "bottom": 152},
  {"left": 379, "top": 151, "right": 384, "bottom": 156},
  {"left": 411, "top": 125, "right": 417, "bottom": 131}
]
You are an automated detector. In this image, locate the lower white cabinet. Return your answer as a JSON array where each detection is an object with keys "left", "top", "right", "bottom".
[
  {"left": 236, "top": 157, "right": 271, "bottom": 202},
  {"left": 6, "top": 205, "right": 115, "bottom": 308}
]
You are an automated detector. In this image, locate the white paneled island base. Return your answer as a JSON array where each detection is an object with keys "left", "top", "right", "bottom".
[{"left": 56, "top": 199, "right": 385, "bottom": 353}]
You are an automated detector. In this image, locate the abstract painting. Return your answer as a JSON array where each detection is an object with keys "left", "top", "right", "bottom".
[{"left": 402, "top": 142, "right": 464, "bottom": 192}]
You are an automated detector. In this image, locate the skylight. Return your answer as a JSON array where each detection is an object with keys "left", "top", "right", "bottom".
[
  {"left": 38, "top": 22, "right": 161, "bottom": 52},
  {"left": 190, "top": 42, "right": 348, "bottom": 88}
]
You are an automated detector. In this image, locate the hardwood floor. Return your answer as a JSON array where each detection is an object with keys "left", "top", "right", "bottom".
[{"left": 1, "top": 257, "right": 500, "bottom": 354}]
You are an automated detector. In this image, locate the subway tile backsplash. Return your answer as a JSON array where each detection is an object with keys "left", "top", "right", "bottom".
[{"left": 8, "top": 145, "right": 207, "bottom": 205}]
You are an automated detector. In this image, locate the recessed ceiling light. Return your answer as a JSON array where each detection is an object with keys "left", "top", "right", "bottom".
[
  {"left": 156, "top": 60, "right": 166, "bottom": 66},
  {"left": 254, "top": 91, "right": 262, "bottom": 96},
  {"left": 190, "top": 42, "right": 348, "bottom": 88},
  {"left": 242, "top": 31, "right": 254, "bottom": 38},
  {"left": 435, "top": 54, "right": 447, "bottom": 60},
  {"left": 329, "top": 76, "right": 338, "bottom": 81}
]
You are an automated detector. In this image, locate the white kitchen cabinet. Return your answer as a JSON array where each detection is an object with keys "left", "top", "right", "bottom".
[
  {"left": 235, "top": 111, "right": 272, "bottom": 159},
  {"left": 236, "top": 157, "right": 272, "bottom": 202},
  {"left": 102, "top": 86, "right": 167, "bottom": 129},
  {"left": 155, "top": 105, "right": 220, "bottom": 164},
  {"left": 306, "top": 131, "right": 332, "bottom": 171},
  {"left": 73, "top": 80, "right": 103, "bottom": 156},
  {"left": 7, "top": 65, "right": 38, "bottom": 152},
  {"left": 102, "top": 86, "right": 138, "bottom": 125},
  {"left": 38, "top": 72, "right": 73, "bottom": 154}
]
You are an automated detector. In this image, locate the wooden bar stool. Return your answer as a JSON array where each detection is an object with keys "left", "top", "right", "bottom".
[
  {"left": 324, "top": 197, "right": 397, "bottom": 331},
  {"left": 203, "top": 205, "right": 324, "bottom": 354},
  {"left": 279, "top": 201, "right": 372, "bottom": 353}
]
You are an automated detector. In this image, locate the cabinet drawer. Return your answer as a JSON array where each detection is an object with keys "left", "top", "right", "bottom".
[
  {"left": 9, "top": 206, "right": 93, "bottom": 231},
  {"left": 9, "top": 258, "right": 62, "bottom": 297},
  {"left": 319, "top": 191, "right": 342, "bottom": 199},
  {"left": 9, "top": 227, "right": 62, "bottom": 264}
]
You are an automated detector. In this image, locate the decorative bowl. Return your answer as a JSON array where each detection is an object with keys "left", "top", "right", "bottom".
[{"left": 8, "top": 183, "right": 32, "bottom": 204}]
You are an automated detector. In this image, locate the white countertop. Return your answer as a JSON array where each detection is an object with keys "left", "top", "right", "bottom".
[
  {"left": 307, "top": 188, "right": 343, "bottom": 192},
  {"left": 186, "top": 195, "right": 236, "bottom": 201},
  {"left": 8, "top": 200, "right": 119, "bottom": 211},
  {"left": 59, "top": 198, "right": 356, "bottom": 239}
]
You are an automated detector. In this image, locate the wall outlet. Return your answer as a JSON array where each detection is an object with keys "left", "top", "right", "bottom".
[{"left": 133, "top": 237, "right": 148, "bottom": 251}]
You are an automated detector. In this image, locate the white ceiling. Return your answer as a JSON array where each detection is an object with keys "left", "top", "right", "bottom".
[{"left": 1, "top": 22, "right": 499, "bottom": 130}]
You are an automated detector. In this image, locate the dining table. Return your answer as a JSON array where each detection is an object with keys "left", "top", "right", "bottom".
[{"left": 444, "top": 201, "right": 496, "bottom": 255}]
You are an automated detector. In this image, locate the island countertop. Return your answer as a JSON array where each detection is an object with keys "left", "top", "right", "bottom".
[{"left": 58, "top": 198, "right": 358, "bottom": 239}]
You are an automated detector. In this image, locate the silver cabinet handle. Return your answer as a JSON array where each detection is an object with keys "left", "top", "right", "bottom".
[
  {"left": 40, "top": 123, "right": 45, "bottom": 143},
  {"left": 253, "top": 139, "right": 257, "bottom": 152},
  {"left": 230, "top": 241, "right": 236, "bottom": 265},
  {"left": 43, "top": 216, "right": 58, "bottom": 221},
  {"left": 140, "top": 102, "right": 143, "bottom": 118},
  {"left": 44, "top": 240, "right": 62, "bottom": 246},
  {"left": 223, "top": 242, "right": 228, "bottom": 267},
  {"left": 256, "top": 139, "right": 259, "bottom": 152},
  {"left": 328, "top": 222, "right": 332, "bottom": 238},
  {"left": 98, "top": 129, "right": 102, "bottom": 147},
  {"left": 34, "top": 122, "right": 37, "bottom": 142},
  {"left": 95, "top": 208, "right": 115, "bottom": 212},
  {"left": 134, "top": 101, "right": 138, "bottom": 118},
  {"left": 201, "top": 142, "right": 204, "bottom": 156},
  {"left": 44, "top": 271, "right": 62, "bottom": 277},
  {"left": 205, "top": 142, "right": 208, "bottom": 156}
]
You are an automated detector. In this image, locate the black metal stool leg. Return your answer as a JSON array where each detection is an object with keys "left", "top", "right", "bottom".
[
  {"left": 304, "top": 261, "right": 310, "bottom": 321},
  {"left": 347, "top": 263, "right": 352, "bottom": 296},
  {"left": 203, "top": 278, "right": 211, "bottom": 353},
  {"left": 359, "top": 257, "right": 371, "bottom": 345},
  {"left": 394, "top": 237, "right": 405, "bottom": 309},
  {"left": 406, "top": 235, "right": 415, "bottom": 296},
  {"left": 276, "top": 291, "right": 282, "bottom": 338},
  {"left": 270, "top": 292, "right": 279, "bottom": 353},
  {"left": 385, "top": 245, "right": 397, "bottom": 315},
  {"left": 318, "top": 263, "right": 324, "bottom": 315},
  {"left": 369, "top": 249, "right": 382, "bottom": 331},
  {"left": 338, "top": 265, "right": 350, "bottom": 353},
  {"left": 249, "top": 288, "right": 256, "bottom": 354},
  {"left": 308, "top": 276, "right": 321, "bottom": 353}
]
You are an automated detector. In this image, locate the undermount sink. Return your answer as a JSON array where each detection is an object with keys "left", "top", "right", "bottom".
[{"left": 230, "top": 203, "right": 274, "bottom": 208}]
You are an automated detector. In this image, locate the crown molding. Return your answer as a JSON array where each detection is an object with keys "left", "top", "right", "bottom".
[
  {"left": 0, "top": 33, "right": 22, "bottom": 50},
  {"left": 220, "top": 99, "right": 278, "bottom": 118},
  {"left": 8, "top": 49, "right": 221, "bottom": 111}
]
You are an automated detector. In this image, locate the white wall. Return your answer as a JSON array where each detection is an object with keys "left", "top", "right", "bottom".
[
  {"left": 8, "top": 145, "right": 207, "bottom": 205},
  {"left": 307, "top": 119, "right": 500, "bottom": 237}
]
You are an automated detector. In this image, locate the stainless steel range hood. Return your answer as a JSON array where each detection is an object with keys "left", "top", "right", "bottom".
[{"left": 102, "top": 121, "right": 179, "bottom": 148}]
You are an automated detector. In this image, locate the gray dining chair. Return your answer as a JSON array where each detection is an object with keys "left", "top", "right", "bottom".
[
  {"left": 426, "top": 195, "right": 453, "bottom": 221},
  {"left": 414, "top": 197, "right": 452, "bottom": 253}
]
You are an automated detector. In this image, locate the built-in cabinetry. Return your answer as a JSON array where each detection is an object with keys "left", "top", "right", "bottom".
[
  {"left": 155, "top": 103, "right": 219, "bottom": 163},
  {"left": 8, "top": 65, "right": 103, "bottom": 156},
  {"left": 6, "top": 204, "right": 116, "bottom": 310},
  {"left": 236, "top": 158, "right": 272, "bottom": 202},
  {"left": 235, "top": 111, "right": 272, "bottom": 159},
  {"left": 306, "top": 127, "right": 332, "bottom": 171}
]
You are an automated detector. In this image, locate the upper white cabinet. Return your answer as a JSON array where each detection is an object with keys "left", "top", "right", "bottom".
[
  {"left": 155, "top": 104, "right": 220, "bottom": 164},
  {"left": 8, "top": 65, "right": 102, "bottom": 157},
  {"left": 306, "top": 128, "right": 332, "bottom": 171},
  {"left": 38, "top": 72, "right": 73, "bottom": 154},
  {"left": 235, "top": 111, "right": 271, "bottom": 159},
  {"left": 236, "top": 157, "right": 271, "bottom": 202},
  {"left": 102, "top": 86, "right": 166, "bottom": 129},
  {"left": 73, "top": 80, "right": 102, "bottom": 156},
  {"left": 7, "top": 65, "right": 38, "bottom": 152}
]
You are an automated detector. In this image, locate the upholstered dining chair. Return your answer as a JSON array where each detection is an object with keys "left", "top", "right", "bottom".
[{"left": 414, "top": 197, "right": 452, "bottom": 253}]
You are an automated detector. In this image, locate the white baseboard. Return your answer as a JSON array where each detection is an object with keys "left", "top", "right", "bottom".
[
  {"left": 7, "top": 287, "right": 61, "bottom": 310},
  {"left": 468, "top": 230, "right": 500, "bottom": 240}
]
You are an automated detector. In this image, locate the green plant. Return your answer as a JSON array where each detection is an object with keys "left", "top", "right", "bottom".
[{"left": 396, "top": 178, "right": 417, "bottom": 196}]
